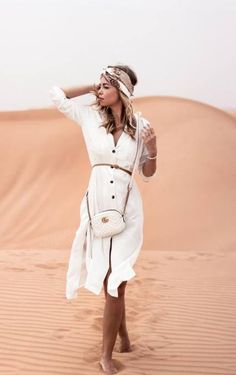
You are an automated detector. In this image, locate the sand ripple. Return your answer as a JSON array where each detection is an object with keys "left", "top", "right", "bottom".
[{"left": 0, "top": 249, "right": 236, "bottom": 374}]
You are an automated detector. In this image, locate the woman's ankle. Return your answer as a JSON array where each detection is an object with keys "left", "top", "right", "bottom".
[
  {"left": 101, "top": 353, "right": 112, "bottom": 361},
  {"left": 118, "top": 329, "right": 129, "bottom": 339}
]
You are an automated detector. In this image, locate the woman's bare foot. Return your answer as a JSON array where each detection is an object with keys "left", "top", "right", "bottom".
[
  {"left": 99, "top": 356, "right": 118, "bottom": 374},
  {"left": 119, "top": 336, "right": 132, "bottom": 353}
]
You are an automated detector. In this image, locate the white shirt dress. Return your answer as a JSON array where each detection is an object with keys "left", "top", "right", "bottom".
[{"left": 49, "top": 86, "right": 156, "bottom": 299}]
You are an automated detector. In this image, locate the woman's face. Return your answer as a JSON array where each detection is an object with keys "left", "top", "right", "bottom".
[{"left": 97, "top": 75, "right": 120, "bottom": 107}]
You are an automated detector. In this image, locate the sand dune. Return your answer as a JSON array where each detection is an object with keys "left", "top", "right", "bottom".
[
  {"left": 1, "top": 248, "right": 235, "bottom": 374},
  {"left": 0, "top": 96, "right": 236, "bottom": 374},
  {"left": 224, "top": 108, "right": 236, "bottom": 119},
  {"left": 0, "top": 96, "right": 236, "bottom": 251}
]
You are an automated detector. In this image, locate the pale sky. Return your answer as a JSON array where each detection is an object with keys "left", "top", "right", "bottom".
[{"left": 0, "top": 0, "right": 236, "bottom": 111}]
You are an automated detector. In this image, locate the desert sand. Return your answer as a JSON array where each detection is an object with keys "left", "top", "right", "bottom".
[{"left": 0, "top": 96, "right": 236, "bottom": 374}]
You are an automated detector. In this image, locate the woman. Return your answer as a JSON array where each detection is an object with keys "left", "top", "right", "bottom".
[{"left": 49, "top": 64, "right": 157, "bottom": 375}]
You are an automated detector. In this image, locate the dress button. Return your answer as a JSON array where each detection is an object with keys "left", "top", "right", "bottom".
[
  {"left": 112, "top": 149, "right": 116, "bottom": 153},
  {"left": 110, "top": 180, "right": 114, "bottom": 183},
  {"left": 112, "top": 195, "right": 115, "bottom": 199}
]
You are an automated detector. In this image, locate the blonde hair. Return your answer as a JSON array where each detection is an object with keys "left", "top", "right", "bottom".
[{"left": 89, "top": 65, "right": 138, "bottom": 140}]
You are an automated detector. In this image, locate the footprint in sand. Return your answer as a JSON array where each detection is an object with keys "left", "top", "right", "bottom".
[
  {"left": 165, "top": 256, "right": 179, "bottom": 261},
  {"left": 140, "top": 265, "right": 153, "bottom": 270},
  {"left": 51, "top": 328, "right": 70, "bottom": 339},
  {"left": 196, "top": 252, "right": 215, "bottom": 259},
  {"left": 127, "top": 343, "right": 155, "bottom": 361},
  {"left": 92, "top": 316, "right": 103, "bottom": 331},
  {"left": 187, "top": 256, "right": 197, "bottom": 261},
  {"left": 125, "top": 308, "right": 139, "bottom": 318},
  {"left": 74, "top": 309, "right": 95, "bottom": 320},
  {"left": 143, "top": 277, "right": 156, "bottom": 283}
]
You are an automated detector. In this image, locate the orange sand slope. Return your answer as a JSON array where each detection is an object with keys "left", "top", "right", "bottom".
[
  {"left": 0, "top": 96, "right": 236, "bottom": 251},
  {"left": 0, "top": 97, "right": 236, "bottom": 374},
  {"left": 1, "top": 248, "right": 236, "bottom": 374}
]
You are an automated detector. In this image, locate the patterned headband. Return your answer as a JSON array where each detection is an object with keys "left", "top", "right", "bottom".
[{"left": 101, "top": 66, "right": 134, "bottom": 98}]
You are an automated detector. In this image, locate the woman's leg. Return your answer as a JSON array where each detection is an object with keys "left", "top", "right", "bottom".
[
  {"left": 103, "top": 273, "right": 131, "bottom": 352},
  {"left": 99, "top": 239, "right": 129, "bottom": 374},
  {"left": 100, "top": 281, "right": 127, "bottom": 374},
  {"left": 103, "top": 238, "right": 131, "bottom": 348},
  {"left": 117, "top": 302, "right": 131, "bottom": 352}
]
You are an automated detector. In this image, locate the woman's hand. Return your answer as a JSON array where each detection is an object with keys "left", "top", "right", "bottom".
[
  {"left": 92, "top": 83, "right": 100, "bottom": 97},
  {"left": 141, "top": 122, "right": 157, "bottom": 156}
]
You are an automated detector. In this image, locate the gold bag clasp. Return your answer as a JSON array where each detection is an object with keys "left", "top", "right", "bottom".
[{"left": 101, "top": 217, "right": 109, "bottom": 223}]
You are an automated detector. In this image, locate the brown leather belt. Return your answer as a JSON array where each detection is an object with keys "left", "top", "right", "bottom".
[{"left": 92, "top": 163, "right": 132, "bottom": 175}]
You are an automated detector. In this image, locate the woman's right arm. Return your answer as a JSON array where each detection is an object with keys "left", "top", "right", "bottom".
[
  {"left": 49, "top": 84, "right": 98, "bottom": 127},
  {"left": 63, "top": 84, "right": 97, "bottom": 98}
]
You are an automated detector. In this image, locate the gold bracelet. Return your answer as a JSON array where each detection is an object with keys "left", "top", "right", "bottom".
[{"left": 147, "top": 154, "right": 157, "bottom": 160}]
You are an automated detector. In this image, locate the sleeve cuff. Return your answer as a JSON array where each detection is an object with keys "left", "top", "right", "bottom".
[{"left": 49, "top": 86, "right": 67, "bottom": 106}]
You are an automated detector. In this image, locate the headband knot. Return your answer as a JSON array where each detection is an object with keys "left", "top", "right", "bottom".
[{"left": 101, "top": 66, "right": 134, "bottom": 98}]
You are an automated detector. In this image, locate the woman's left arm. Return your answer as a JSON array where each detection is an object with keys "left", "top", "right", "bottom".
[{"left": 141, "top": 122, "right": 157, "bottom": 178}]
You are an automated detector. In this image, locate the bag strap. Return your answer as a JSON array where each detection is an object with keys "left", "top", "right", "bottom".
[
  {"left": 86, "top": 190, "right": 92, "bottom": 223},
  {"left": 122, "top": 111, "right": 141, "bottom": 215}
]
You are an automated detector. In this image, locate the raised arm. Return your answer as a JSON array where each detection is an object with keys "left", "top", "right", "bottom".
[
  {"left": 49, "top": 84, "right": 98, "bottom": 127},
  {"left": 63, "top": 84, "right": 99, "bottom": 99}
]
